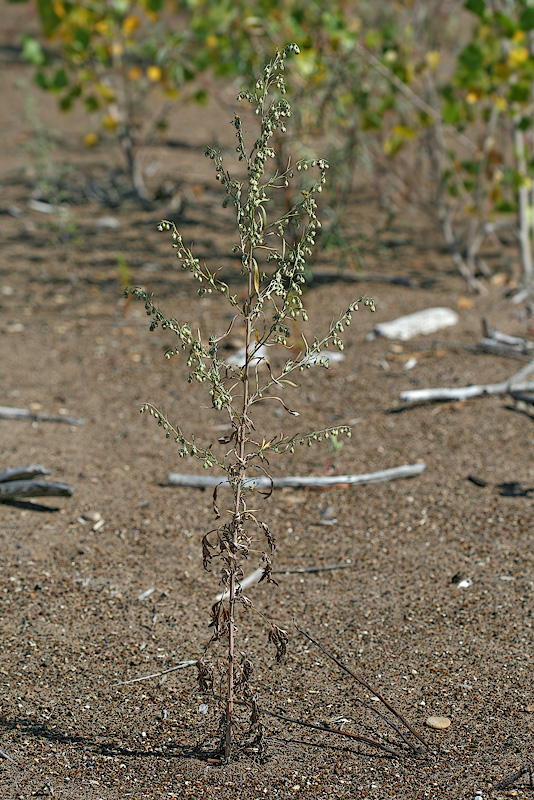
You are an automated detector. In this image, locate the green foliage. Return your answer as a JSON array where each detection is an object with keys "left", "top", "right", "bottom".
[{"left": 127, "top": 45, "right": 374, "bottom": 760}]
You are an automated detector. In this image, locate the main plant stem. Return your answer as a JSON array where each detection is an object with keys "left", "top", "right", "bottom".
[{"left": 224, "top": 262, "right": 254, "bottom": 762}]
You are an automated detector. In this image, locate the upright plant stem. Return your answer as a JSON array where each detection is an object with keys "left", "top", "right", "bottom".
[{"left": 225, "top": 262, "right": 253, "bottom": 762}]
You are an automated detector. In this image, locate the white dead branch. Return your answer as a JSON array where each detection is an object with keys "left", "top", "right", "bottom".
[
  {"left": 168, "top": 463, "right": 426, "bottom": 490},
  {"left": 0, "top": 406, "right": 85, "bottom": 426},
  {"left": 215, "top": 567, "right": 265, "bottom": 602},
  {"left": 400, "top": 359, "right": 534, "bottom": 405}
]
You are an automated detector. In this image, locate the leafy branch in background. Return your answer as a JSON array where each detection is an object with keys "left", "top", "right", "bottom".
[
  {"left": 17, "top": 0, "right": 209, "bottom": 202},
  {"left": 127, "top": 44, "right": 374, "bottom": 762}
]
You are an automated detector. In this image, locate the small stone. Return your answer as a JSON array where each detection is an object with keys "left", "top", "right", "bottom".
[
  {"left": 6, "top": 322, "right": 25, "bottom": 334},
  {"left": 526, "top": 703, "right": 534, "bottom": 712},
  {"left": 95, "top": 215, "right": 120, "bottom": 229},
  {"left": 81, "top": 511, "right": 102, "bottom": 523},
  {"left": 426, "top": 715, "right": 451, "bottom": 730}
]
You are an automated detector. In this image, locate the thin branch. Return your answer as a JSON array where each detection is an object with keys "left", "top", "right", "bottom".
[
  {"left": 258, "top": 706, "right": 406, "bottom": 759},
  {"left": 111, "top": 659, "right": 198, "bottom": 687},
  {"left": 0, "top": 480, "right": 74, "bottom": 501},
  {"left": 0, "top": 406, "right": 85, "bottom": 426},
  {"left": 168, "top": 463, "right": 426, "bottom": 490},
  {"left": 294, "top": 623, "right": 428, "bottom": 751},
  {"left": 400, "top": 380, "right": 534, "bottom": 405},
  {"left": 0, "top": 465, "right": 51, "bottom": 483},
  {"left": 273, "top": 563, "right": 352, "bottom": 575},
  {"left": 493, "top": 761, "right": 534, "bottom": 791}
]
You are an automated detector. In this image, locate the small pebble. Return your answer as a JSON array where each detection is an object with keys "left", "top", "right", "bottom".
[
  {"left": 526, "top": 703, "right": 534, "bottom": 712},
  {"left": 6, "top": 322, "right": 25, "bottom": 333},
  {"left": 321, "top": 505, "right": 336, "bottom": 519},
  {"left": 426, "top": 716, "right": 451, "bottom": 730},
  {"left": 457, "top": 578, "right": 472, "bottom": 589},
  {"left": 81, "top": 511, "right": 102, "bottom": 523},
  {"left": 95, "top": 215, "right": 120, "bottom": 229}
]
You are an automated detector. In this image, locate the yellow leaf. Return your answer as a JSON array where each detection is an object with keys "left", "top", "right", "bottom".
[
  {"left": 96, "top": 82, "right": 115, "bottom": 102},
  {"left": 508, "top": 47, "right": 529, "bottom": 68},
  {"left": 83, "top": 131, "right": 99, "bottom": 147},
  {"left": 392, "top": 124, "right": 416, "bottom": 140},
  {"left": 53, "top": 1, "right": 65, "bottom": 19},
  {"left": 111, "top": 42, "right": 123, "bottom": 58},
  {"left": 128, "top": 66, "right": 142, "bottom": 80},
  {"left": 466, "top": 90, "right": 480, "bottom": 104},
  {"left": 425, "top": 50, "right": 440, "bottom": 72},
  {"left": 95, "top": 19, "right": 109, "bottom": 36},
  {"left": 146, "top": 65, "right": 162, "bottom": 82},
  {"left": 102, "top": 113, "right": 118, "bottom": 131},
  {"left": 206, "top": 34, "right": 218, "bottom": 49},
  {"left": 122, "top": 15, "right": 140, "bottom": 35},
  {"left": 252, "top": 258, "right": 260, "bottom": 294},
  {"left": 513, "top": 29, "right": 526, "bottom": 43}
]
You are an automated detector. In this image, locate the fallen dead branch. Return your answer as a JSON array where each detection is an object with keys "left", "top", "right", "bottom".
[
  {"left": 0, "top": 748, "right": 15, "bottom": 764},
  {"left": 294, "top": 622, "right": 428, "bottom": 753},
  {"left": 308, "top": 271, "right": 420, "bottom": 289},
  {"left": 493, "top": 760, "right": 534, "bottom": 791},
  {"left": 400, "top": 379, "right": 534, "bottom": 405},
  {"left": 479, "top": 324, "right": 534, "bottom": 360},
  {"left": 111, "top": 659, "right": 198, "bottom": 687},
  {"left": 0, "top": 465, "right": 51, "bottom": 482},
  {"left": 0, "top": 465, "right": 74, "bottom": 501},
  {"left": 400, "top": 358, "right": 534, "bottom": 405},
  {"left": 215, "top": 567, "right": 264, "bottom": 602},
  {"left": 215, "top": 563, "right": 353, "bottom": 602},
  {"left": 0, "top": 480, "right": 74, "bottom": 501},
  {"left": 508, "top": 388, "right": 534, "bottom": 406},
  {"left": 479, "top": 338, "right": 534, "bottom": 360},
  {"left": 0, "top": 405, "right": 85, "bottom": 426},
  {"left": 273, "top": 563, "right": 352, "bottom": 575},
  {"left": 258, "top": 706, "right": 406, "bottom": 759},
  {"left": 168, "top": 463, "right": 426, "bottom": 490}
]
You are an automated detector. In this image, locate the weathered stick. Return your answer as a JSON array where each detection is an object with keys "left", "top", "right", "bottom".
[
  {"left": 215, "top": 567, "right": 264, "bottom": 602},
  {"left": 0, "top": 465, "right": 51, "bottom": 483},
  {"left": 168, "top": 463, "right": 426, "bottom": 490},
  {"left": 294, "top": 623, "right": 428, "bottom": 751},
  {"left": 401, "top": 358, "right": 534, "bottom": 405},
  {"left": 400, "top": 379, "right": 534, "bottom": 405},
  {"left": 508, "top": 388, "right": 534, "bottom": 405},
  {"left": 111, "top": 659, "right": 198, "bottom": 687},
  {"left": 0, "top": 480, "right": 74, "bottom": 500},
  {"left": 0, "top": 406, "right": 85, "bottom": 426},
  {"left": 308, "top": 271, "right": 420, "bottom": 289},
  {"left": 273, "top": 563, "right": 352, "bottom": 575},
  {"left": 259, "top": 706, "right": 405, "bottom": 759},
  {"left": 483, "top": 327, "right": 534, "bottom": 351},
  {"left": 0, "top": 748, "right": 15, "bottom": 764},
  {"left": 479, "top": 339, "right": 533, "bottom": 360},
  {"left": 493, "top": 762, "right": 533, "bottom": 790}
]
